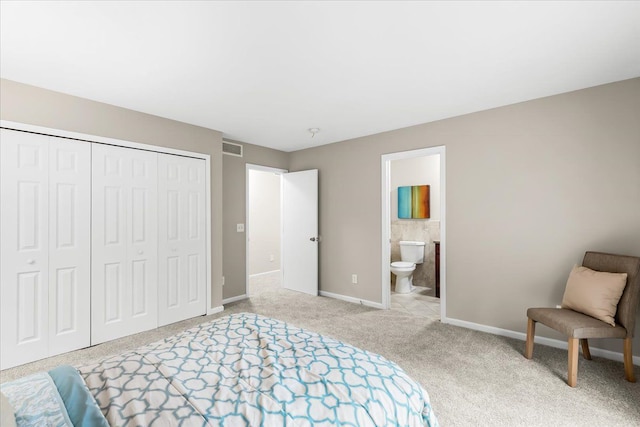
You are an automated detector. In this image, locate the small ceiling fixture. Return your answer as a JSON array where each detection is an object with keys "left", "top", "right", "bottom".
[{"left": 308, "top": 128, "right": 320, "bottom": 138}]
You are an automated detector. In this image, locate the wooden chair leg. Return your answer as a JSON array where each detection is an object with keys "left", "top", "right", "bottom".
[
  {"left": 525, "top": 318, "right": 535, "bottom": 359},
  {"left": 568, "top": 338, "right": 579, "bottom": 387},
  {"left": 580, "top": 339, "right": 592, "bottom": 360},
  {"left": 624, "top": 338, "right": 636, "bottom": 383}
]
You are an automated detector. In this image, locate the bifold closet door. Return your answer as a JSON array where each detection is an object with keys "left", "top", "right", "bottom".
[
  {"left": 91, "top": 144, "right": 158, "bottom": 345},
  {"left": 48, "top": 137, "right": 91, "bottom": 356},
  {"left": 0, "top": 129, "right": 90, "bottom": 370},
  {"left": 158, "top": 153, "right": 207, "bottom": 326}
]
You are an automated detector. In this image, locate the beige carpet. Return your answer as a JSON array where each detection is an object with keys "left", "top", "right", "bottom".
[{"left": 2, "top": 283, "right": 639, "bottom": 426}]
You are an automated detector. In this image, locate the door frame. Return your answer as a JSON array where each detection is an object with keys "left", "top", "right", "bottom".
[
  {"left": 381, "top": 146, "right": 447, "bottom": 321},
  {"left": 0, "top": 119, "right": 214, "bottom": 314},
  {"left": 245, "top": 163, "right": 288, "bottom": 297}
]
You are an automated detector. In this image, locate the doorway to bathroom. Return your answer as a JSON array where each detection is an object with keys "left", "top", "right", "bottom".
[
  {"left": 381, "top": 146, "right": 446, "bottom": 321},
  {"left": 246, "top": 164, "right": 287, "bottom": 296}
]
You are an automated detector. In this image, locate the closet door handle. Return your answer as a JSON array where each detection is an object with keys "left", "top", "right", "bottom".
[
  {"left": 26, "top": 259, "right": 35, "bottom": 265},
  {"left": 138, "top": 250, "right": 144, "bottom": 255}
]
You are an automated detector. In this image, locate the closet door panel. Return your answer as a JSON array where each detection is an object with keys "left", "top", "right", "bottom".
[
  {"left": 166, "top": 255, "right": 181, "bottom": 308},
  {"left": 48, "top": 138, "right": 91, "bottom": 356},
  {"left": 184, "top": 166, "right": 206, "bottom": 307},
  {"left": 104, "top": 262, "right": 123, "bottom": 322},
  {"left": 1, "top": 129, "right": 49, "bottom": 369},
  {"left": 158, "top": 154, "right": 206, "bottom": 326},
  {"left": 92, "top": 144, "right": 158, "bottom": 345},
  {"left": 92, "top": 144, "right": 128, "bottom": 344},
  {"left": 128, "top": 151, "right": 158, "bottom": 323}
]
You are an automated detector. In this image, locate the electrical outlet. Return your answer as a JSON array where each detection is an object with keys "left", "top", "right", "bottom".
[
  {"left": 222, "top": 276, "right": 225, "bottom": 286},
  {"left": 237, "top": 223, "right": 245, "bottom": 232},
  {"left": 351, "top": 274, "right": 358, "bottom": 284}
]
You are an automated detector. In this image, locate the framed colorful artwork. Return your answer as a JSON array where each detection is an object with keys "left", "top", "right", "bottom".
[{"left": 398, "top": 185, "right": 430, "bottom": 219}]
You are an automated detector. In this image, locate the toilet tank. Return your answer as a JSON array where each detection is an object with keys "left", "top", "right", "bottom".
[{"left": 399, "top": 241, "right": 426, "bottom": 264}]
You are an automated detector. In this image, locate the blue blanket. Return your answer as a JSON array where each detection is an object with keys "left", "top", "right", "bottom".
[{"left": 0, "top": 366, "right": 108, "bottom": 427}]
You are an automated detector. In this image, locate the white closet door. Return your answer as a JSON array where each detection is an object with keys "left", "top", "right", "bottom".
[
  {"left": 92, "top": 144, "right": 158, "bottom": 344},
  {"left": 158, "top": 154, "right": 207, "bottom": 326},
  {"left": 1, "top": 129, "right": 50, "bottom": 369},
  {"left": 48, "top": 138, "right": 91, "bottom": 356}
]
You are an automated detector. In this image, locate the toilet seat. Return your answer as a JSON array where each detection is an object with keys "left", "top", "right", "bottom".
[{"left": 391, "top": 261, "right": 414, "bottom": 270}]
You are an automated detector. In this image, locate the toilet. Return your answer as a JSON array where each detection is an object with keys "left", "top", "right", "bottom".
[{"left": 390, "top": 241, "right": 426, "bottom": 294}]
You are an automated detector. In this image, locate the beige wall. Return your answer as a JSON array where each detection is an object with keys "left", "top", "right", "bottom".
[
  {"left": 222, "top": 144, "right": 289, "bottom": 299},
  {"left": 248, "top": 170, "right": 282, "bottom": 275},
  {"left": 0, "top": 78, "right": 225, "bottom": 308},
  {"left": 290, "top": 78, "right": 640, "bottom": 356}
]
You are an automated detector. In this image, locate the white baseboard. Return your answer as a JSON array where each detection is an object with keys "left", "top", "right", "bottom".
[
  {"left": 249, "top": 270, "right": 280, "bottom": 278},
  {"left": 444, "top": 317, "right": 640, "bottom": 366},
  {"left": 319, "top": 290, "right": 384, "bottom": 309},
  {"left": 222, "top": 294, "right": 248, "bottom": 305},
  {"left": 207, "top": 305, "right": 224, "bottom": 315}
]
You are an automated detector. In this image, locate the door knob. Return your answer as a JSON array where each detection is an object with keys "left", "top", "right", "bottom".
[
  {"left": 310, "top": 236, "right": 321, "bottom": 242},
  {"left": 27, "top": 259, "right": 35, "bottom": 265},
  {"left": 138, "top": 250, "right": 144, "bottom": 255}
]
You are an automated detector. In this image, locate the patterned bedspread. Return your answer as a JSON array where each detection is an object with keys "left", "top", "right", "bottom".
[{"left": 80, "top": 313, "right": 438, "bottom": 427}]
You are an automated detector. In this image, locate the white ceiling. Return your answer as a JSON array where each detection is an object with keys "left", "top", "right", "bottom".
[{"left": 1, "top": 1, "right": 639, "bottom": 152}]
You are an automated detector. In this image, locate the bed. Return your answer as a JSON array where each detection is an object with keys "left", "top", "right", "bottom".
[{"left": 1, "top": 313, "right": 439, "bottom": 426}]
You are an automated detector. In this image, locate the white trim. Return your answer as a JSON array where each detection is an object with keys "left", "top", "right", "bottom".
[
  {"left": 1, "top": 120, "right": 206, "bottom": 159},
  {"left": 320, "top": 290, "right": 384, "bottom": 309},
  {"left": 249, "top": 270, "right": 281, "bottom": 278},
  {"left": 205, "top": 148, "right": 212, "bottom": 319},
  {"left": 245, "top": 164, "right": 288, "bottom": 298},
  {"left": 381, "top": 146, "right": 447, "bottom": 322},
  {"left": 446, "top": 317, "right": 640, "bottom": 366},
  {"left": 223, "top": 294, "right": 248, "bottom": 305},
  {"left": 207, "top": 305, "right": 224, "bottom": 315},
  {"left": 381, "top": 158, "right": 391, "bottom": 310},
  {"left": 1, "top": 119, "right": 214, "bottom": 315}
]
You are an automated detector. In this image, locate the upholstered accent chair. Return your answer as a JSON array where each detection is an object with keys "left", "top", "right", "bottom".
[{"left": 525, "top": 251, "right": 640, "bottom": 387}]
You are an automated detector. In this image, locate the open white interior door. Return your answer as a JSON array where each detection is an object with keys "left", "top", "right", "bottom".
[{"left": 282, "top": 169, "right": 318, "bottom": 296}]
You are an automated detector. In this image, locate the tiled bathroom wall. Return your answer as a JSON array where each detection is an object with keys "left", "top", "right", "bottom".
[{"left": 391, "top": 220, "right": 440, "bottom": 294}]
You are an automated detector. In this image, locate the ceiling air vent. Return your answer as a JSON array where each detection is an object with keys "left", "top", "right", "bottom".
[{"left": 222, "top": 140, "right": 243, "bottom": 157}]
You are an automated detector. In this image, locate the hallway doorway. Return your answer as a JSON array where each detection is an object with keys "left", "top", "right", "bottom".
[{"left": 246, "top": 164, "right": 286, "bottom": 296}]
